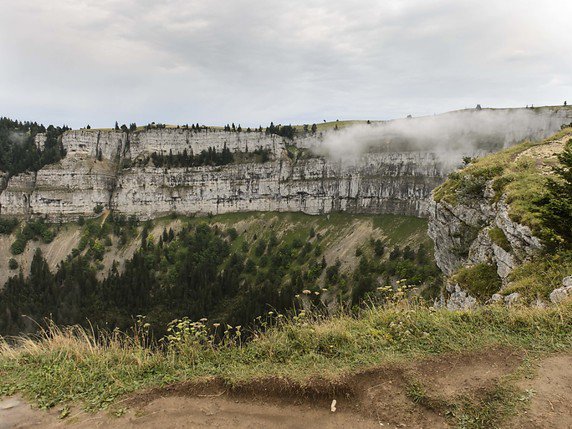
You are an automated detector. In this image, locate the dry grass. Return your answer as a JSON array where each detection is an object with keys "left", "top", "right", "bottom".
[{"left": 1, "top": 301, "right": 571, "bottom": 412}]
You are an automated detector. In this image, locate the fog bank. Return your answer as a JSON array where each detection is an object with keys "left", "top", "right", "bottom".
[{"left": 320, "top": 108, "right": 569, "bottom": 166}]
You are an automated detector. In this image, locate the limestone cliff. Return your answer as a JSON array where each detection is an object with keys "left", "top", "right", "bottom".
[
  {"left": 1, "top": 107, "right": 571, "bottom": 222},
  {"left": 0, "top": 128, "right": 451, "bottom": 221},
  {"left": 428, "top": 130, "right": 572, "bottom": 307}
]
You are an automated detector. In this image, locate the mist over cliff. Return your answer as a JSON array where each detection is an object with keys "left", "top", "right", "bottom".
[{"left": 321, "top": 108, "right": 568, "bottom": 166}]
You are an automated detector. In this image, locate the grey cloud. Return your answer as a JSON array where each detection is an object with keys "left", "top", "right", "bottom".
[{"left": 0, "top": 0, "right": 570, "bottom": 128}]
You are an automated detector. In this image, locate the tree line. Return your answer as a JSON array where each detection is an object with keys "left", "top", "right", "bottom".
[{"left": 0, "top": 117, "right": 69, "bottom": 176}]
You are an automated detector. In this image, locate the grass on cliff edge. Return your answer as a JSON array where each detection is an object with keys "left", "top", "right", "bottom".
[
  {"left": 1, "top": 301, "right": 571, "bottom": 414},
  {"left": 433, "top": 127, "right": 572, "bottom": 236}
]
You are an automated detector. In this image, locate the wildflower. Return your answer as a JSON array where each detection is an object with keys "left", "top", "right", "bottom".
[
  {"left": 213, "top": 323, "right": 221, "bottom": 328},
  {"left": 302, "top": 289, "right": 311, "bottom": 295}
]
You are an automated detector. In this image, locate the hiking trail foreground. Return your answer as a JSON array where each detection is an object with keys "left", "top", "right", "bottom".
[{"left": 1, "top": 350, "right": 571, "bottom": 429}]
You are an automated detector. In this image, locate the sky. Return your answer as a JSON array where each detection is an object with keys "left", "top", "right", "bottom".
[{"left": 1, "top": 0, "right": 571, "bottom": 129}]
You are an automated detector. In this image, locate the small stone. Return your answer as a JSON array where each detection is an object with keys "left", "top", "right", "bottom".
[
  {"left": 330, "top": 399, "right": 337, "bottom": 412},
  {"left": 550, "top": 285, "right": 572, "bottom": 304},
  {"left": 504, "top": 292, "right": 521, "bottom": 307}
]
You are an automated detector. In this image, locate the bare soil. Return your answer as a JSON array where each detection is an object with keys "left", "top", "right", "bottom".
[
  {"left": 2, "top": 349, "right": 571, "bottom": 429},
  {"left": 507, "top": 354, "right": 572, "bottom": 429}
]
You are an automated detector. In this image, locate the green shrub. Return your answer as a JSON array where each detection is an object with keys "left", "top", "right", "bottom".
[
  {"left": 452, "top": 263, "right": 502, "bottom": 301},
  {"left": 8, "top": 258, "right": 18, "bottom": 270},
  {"left": 0, "top": 217, "right": 19, "bottom": 234},
  {"left": 536, "top": 140, "right": 572, "bottom": 250},
  {"left": 90, "top": 240, "right": 105, "bottom": 261},
  {"left": 10, "top": 237, "right": 27, "bottom": 255},
  {"left": 373, "top": 239, "right": 385, "bottom": 256},
  {"left": 227, "top": 228, "right": 238, "bottom": 240},
  {"left": 488, "top": 227, "right": 511, "bottom": 252},
  {"left": 41, "top": 228, "right": 56, "bottom": 244}
]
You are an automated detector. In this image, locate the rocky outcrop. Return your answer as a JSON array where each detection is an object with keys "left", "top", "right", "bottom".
[
  {"left": 550, "top": 276, "right": 572, "bottom": 304},
  {"left": 0, "top": 129, "right": 453, "bottom": 221},
  {"left": 429, "top": 195, "right": 542, "bottom": 283},
  {"left": 445, "top": 283, "right": 477, "bottom": 310}
]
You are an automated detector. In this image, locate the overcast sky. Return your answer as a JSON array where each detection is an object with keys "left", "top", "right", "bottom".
[{"left": 1, "top": 0, "right": 571, "bottom": 128}]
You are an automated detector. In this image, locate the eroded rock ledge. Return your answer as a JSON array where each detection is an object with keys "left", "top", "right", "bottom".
[{"left": 0, "top": 129, "right": 459, "bottom": 221}]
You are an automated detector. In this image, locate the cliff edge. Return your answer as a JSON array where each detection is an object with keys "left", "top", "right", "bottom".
[{"left": 429, "top": 127, "right": 572, "bottom": 308}]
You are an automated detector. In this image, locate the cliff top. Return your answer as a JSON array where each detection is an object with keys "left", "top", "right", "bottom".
[
  {"left": 434, "top": 126, "right": 572, "bottom": 236},
  {"left": 72, "top": 105, "right": 572, "bottom": 133}
]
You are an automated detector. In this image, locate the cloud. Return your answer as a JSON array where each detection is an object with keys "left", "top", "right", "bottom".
[
  {"left": 0, "top": 0, "right": 571, "bottom": 128},
  {"left": 319, "top": 108, "right": 570, "bottom": 166}
]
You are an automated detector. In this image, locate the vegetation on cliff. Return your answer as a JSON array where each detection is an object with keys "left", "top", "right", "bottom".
[
  {"left": 434, "top": 127, "right": 572, "bottom": 247},
  {"left": 433, "top": 128, "right": 572, "bottom": 302},
  {"left": 0, "top": 117, "right": 69, "bottom": 177}
]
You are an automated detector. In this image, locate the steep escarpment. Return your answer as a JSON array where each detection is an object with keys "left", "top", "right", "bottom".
[
  {"left": 0, "top": 128, "right": 451, "bottom": 220},
  {"left": 429, "top": 128, "right": 572, "bottom": 307},
  {"left": 1, "top": 107, "right": 571, "bottom": 222},
  {"left": 111, "top": 151, "right": 444, "bottom": 219}
]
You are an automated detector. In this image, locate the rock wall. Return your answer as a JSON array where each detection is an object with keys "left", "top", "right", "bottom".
[
  {"left": 127, "top": 129, "right": 285, "bottom": 160},
  {"left": 0, "top": 128, "right": 457, "bottom": 221},
  {"left": 62, "top": 130, "right": 127, "bottom": 160},
  {"left": 428, "top": 193, "right": 542, "bottom": 282},
  {"left": 3, "top": 109, "right": 571, "bottom": 223},
  {"left": 111, "top": 152, "right": 445, "bottom": 219}
]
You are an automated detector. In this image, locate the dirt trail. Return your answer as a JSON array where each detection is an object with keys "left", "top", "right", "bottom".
[
  {"left": 507, "top": 354, "right": 572, "bottom": 429},
  {"left": 2, "top": 350, "right": 571, "bottom": 429},
  {"left": 0, "top": 395, "right": 379, "bottom": 429}
]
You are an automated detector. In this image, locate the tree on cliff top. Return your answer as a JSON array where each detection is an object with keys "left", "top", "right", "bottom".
[{"left": 537, "top": 139, "right": 572, "bottom": 249}]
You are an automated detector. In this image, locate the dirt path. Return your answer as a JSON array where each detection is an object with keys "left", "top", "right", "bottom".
[
  {"left": 2, "top": 350, "right": 571, "bottom": 429},
  {"left": 507, "top": 354, "right": 572, "bottom": 429},
  {"left": 0, "top": 395, "right": 380, "bottom": 429}
]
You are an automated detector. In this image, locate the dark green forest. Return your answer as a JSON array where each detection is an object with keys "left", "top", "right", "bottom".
[
  {"left": 146, "top": 146, "right": 272, "bottom": 168},
  {"left": 0, "top": 117, "right": 69, "bottom": 176},
  {"left": 0, "top": 219, "right": 440, "bottom": 337}
]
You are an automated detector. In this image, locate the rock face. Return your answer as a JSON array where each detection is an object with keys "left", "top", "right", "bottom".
[
  {"left": 0, "top": 129, "right": 454, "bottom": 221},
  {"left": 445, "top": 283, "right": 477, "bottom": 310},
  {"left": 428, "top": 196, "right": 542, "bottom": 282}
]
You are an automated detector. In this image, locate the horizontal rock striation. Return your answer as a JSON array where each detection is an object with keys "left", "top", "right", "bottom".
[
  {"left": 2, "top": 108, "right": 570, "bottom": 222},
  {"left": 111, "top": 152, "right": 445, "bottom": 219},
  {"left": 0, "top": 128, "right": 455, "bottom": 221}
]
